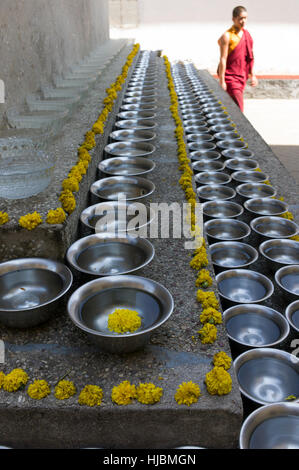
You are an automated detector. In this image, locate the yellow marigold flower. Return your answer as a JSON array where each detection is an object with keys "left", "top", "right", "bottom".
[
  {"left": 254, "top": 168, "right": 262, "bottom": 172},
  {"left": 27, "top": 380, "right": 51, "bottom": 400},
  {"left": 174, "top": 381, "right": 201, "bottom": 406},
  {"left": 108, "top": 308, "right": 141, "bottom": 334},
  {"left": 196, "top": 269, "right": 213, "bottom": 288},
  {"left": 0, "top": 371, "right": 5, "bottom": 389},
  {"left": 0, "top": 211, "right": 9, "bottom": 225},
  {"left": 19, "top": 211, "right": 42, "bottom": 231},
  {"left": 289, "top": 235, "right": 299, "bottom": 242},
  {"left": 198, "top": 323, "right": 217, "bottom": 344},
  {"left": 213, "top": 351, "right": 232, "bottom": 370},
  {"left": 205, "top": 367, "right": 232, "bottom": 395},
  {"left": 78, "top": 385, "right": 103, "bottom": 407},
  {"left": 3, "top": 368, "right": 29, "bottom": 392},
  {"left": 78, "top": 148, "right": 91, "bottom": 163},
  {"left": 196, "top": 290, "right": 219, "bottom": 310},
  {"left": 285, "top": 395, "right": 296, "bottom": 401},
  {"left": 190, "top": 250, "right": 208, "bottom": 270},
  {"left": 111, "top": 381, "right": 137, "bottom": 405},
  {"left": 73, "top": 161, "right": 87, "bottom": 175},
  {"left": 279, "top": 211, "right": 294, "bottom": 221},
  {"left": 55, "top": 380, "right": 76, "bottom": 400},
  {"left": 92, "top": 121, "right": 104, "bottom": 134},
  {"left": 136, "top": 383, "right": 163, "bottom": 405},
  {"left": 77, "top": 158, "right": 89, "bottom": 170},
  {"left": 46, "top": 208, "right": 66, "bottom": 224},
  {"left": 68, "top": 168, "right": 83, "bottom": 183},
  {"left": 62, "top": 177, "right": 79, "bottom": 192},
  {"left": 200, "top": 307, "right": 222, "bottom": 325},
  {"left": 59, "top": 190, "right": 76, "bottom": 214}
]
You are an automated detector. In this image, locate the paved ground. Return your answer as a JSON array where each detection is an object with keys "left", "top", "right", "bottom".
[{"left": 244, "top": 99, "right": 299, "bottom": 185}]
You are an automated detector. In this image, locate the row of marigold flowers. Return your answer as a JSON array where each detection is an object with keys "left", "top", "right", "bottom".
[
  {"left": 0, "top": 43, "right": 141, "bottom": 230},
  {"left": 163, "top": 56, "right": 233, "bottom": 400}
]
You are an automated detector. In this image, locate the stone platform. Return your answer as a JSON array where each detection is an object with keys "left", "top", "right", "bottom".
[
  {"left": 0, "top": 55, "right": 244, "bottom": 449},
  {"left": 0, "top": 56, "right": 298, "bottom": 449}
]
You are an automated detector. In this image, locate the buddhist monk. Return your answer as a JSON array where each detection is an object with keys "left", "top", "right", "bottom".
[{"left": 217, "top": 5, "right": 258, "bottom": 112}]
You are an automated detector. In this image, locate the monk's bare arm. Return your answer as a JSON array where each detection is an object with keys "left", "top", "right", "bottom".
[{"left": 217, "top": 33, "right": 229, "bottom": 91}]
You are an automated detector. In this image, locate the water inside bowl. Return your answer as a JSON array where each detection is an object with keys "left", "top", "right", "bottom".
[
  {"left": 80, "top": 287, "right": 162, "bottom": 334},
  {"left": 226, "top": 313, "right": 281, "bottom": 346},
  {"left": 249, "top": 416, "right": 299, "bottom": 449}
]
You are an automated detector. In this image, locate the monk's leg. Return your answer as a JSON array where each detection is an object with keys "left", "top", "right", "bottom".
[{"left": 226, "top": 86, "right": 244, "bottom": 112}]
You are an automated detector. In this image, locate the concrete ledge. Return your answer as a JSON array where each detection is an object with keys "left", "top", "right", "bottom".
[{"left": 0, "top": 43, "right": 137, "bottom": 262}]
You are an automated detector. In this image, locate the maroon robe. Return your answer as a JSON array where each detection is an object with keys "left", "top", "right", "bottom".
[{"left": 225, "top": 29, "right": 254, "bottom": 111}]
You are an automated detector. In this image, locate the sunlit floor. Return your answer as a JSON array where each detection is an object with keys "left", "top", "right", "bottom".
[{"left": 244, "top": 99, "right": 299, "bottom": 185}]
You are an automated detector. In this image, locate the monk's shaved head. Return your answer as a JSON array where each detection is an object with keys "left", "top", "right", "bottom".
[{"left": 232, "top": 6, "right": 247, "bottom": 18}]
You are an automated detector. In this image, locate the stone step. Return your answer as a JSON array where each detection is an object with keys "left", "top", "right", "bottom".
[
  {"left": 26, "top": 93, "right": 80, "bottom": 112},
  {"left": 6, "top": 105, "right": 69, "bottom": 130}
]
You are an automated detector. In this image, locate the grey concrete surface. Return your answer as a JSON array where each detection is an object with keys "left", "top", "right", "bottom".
[
  {"left": 0, "top": 41, "right": 132, "bottom": 262},
  {"left": 0, "top": 55, "right": 243, "bottom": 450},
  {"left": 0, "top": 0, "right": 109, "bottom": 127}
]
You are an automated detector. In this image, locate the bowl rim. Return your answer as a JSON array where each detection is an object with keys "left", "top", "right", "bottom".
[
  {"left": 98, "top": 156, "right": 156, "bottom": 176},
  {"left": 259, "top": 238, "right": 299, "bottom": 265},
  {"left": 285, "top": 299, "right": 299, "bottom": 332},
  {"left": 0, "top": 258, "right": 73, "bottom": 312},
  {"left": 216, "top": 268, "right": 274, "bottom": 303},
  {"left": 66, "top": 233, "right": 155, "bottom": 276},
  {"left": 250, "top": 216, "right": 299, "bottom": 238},
  {"left": 231, "top": 170, "right": 268, "bottom": 183},
  {"left": 67, "top": 274, "right": 174, "bottom": 338},
  {"left": 197, "top": 185, "right": 236, "bottom": 201},
  {"left": 239, "top": 402, "right": 299, "bottom": 449},
  {"left": 275, "top": 264, "right": 299, "bottom": 295},
  {"left": 80, "top": 201, "right": 155, "bottom": 232},
  {"left": 202, "top": 199, "right": 244, "bottom": 218},
  {"left": 236, "top": 182, "right": 277, "bottom": 198},
  {"left": 233, "top": 347, "right": 299, "bottom": 406},
  {"left": 194, "top": 171, "right": 232, "bottom": 184},
  {"left": 204, "top": 218, "right": 251, "bottom": 240},
  {"left": 225, "top": 158, "right": 259, "bottom": 170},
  {"left": 244, "top": 197, "right": 289, "bottom": 216},
  {"left": 90, "top": 175, "right": 156, "bottom": 201},
  {"left": 209, "top": 241, "right": 259, "bottom": 269},
  {"left": 223, "top": 303, "right": 290, "bottom": 347}
]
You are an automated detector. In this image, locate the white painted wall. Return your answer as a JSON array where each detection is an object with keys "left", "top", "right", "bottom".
[{"left": 111, "top": 0, "right": 299, "bottom": 74}]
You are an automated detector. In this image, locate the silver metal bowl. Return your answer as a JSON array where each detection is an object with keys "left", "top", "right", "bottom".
[
  {"left": 231, "top": 170, "right": 268, "bottom": 184},
  {"left": 115, "top": 119, "right": 157, "bottom": 130},
  {"left": 67, "top": 275, "right": 174, "bottom": 353},
  {"left": 209, "top": 124, "right": 236, "bottom": 134},
  {"left": 122, "top": 97, "right": 157, "bottom": 105},
  {"left": 223, "top": 304, "right": 290, "bottom": 349},
  {"left": 126, "top": 86, "right": 156, "bottom": 94},
  {"left": 285, "top": 300, "right": 299, "bottom": 333},
  {"left": 125, "top": 92, "right": 156, "bottom": 100},
  {"left": 204, "top": 218, "right": 251, "bottom": 242},
  {"left": 234, "top": 348, "right": 299, "bottom": 406},
  {"left": 192, "top": 160, "right": 225, "bottom": 173},
  {"left": 236, "top": 183, "right": 277, "bottom": 199},
  {"left": 216, "top": 269, "right": 274, "bottom": 305},
  {"left": 187, "top": 141, "right": 216, "bottom": 152},
  {"left": 275, "top": 265, "right": 299, "bottom": 300},
  {"left": 117, "top": 111, "right": 156, "bottom": 121},
  {"left": 217, "top": 139, "right": 247, "bottom": 150},
  {"left": 80, "top": 201, "right": 155, "bottom": 235},
  {"left": 204, "top": 111, "right": 228, "bottom": 120},
  {"left": 202, "top": 200, "right": 244, "bottom": 220},
  {"left": 184, "top": 125, "right": 210, "bottom": 134},
  {"left": 90, "top": 175, "right": 155, "bottom": 202},
  {"left": 120, "top": 103, "right": 157, "bottom": 112},
  {"left": 183, "top": 119, "right": 207, "bottom": 127},
  {"left": 186, "top": 133, "right": 214, "bottom": 144},
  {"left": 66, "top": 233, "right": 154, "bottom": 278},
  {"left": 259, "top": 239, "right": 299, "bottom": 272},
  {"left": 225, "top": 158, "right": 259, "bottom": 172},
  {"left": 0, "top": 258, "right": 73, "bottom": 328},
  {"left": 98, "top": 156, "right": 155, "bottom": 177},
  {"left": 195, "top": 171, "right": 231, "bottom": 186},
  {"left": 104, "top": 141, "right": 155, "bottom": 158},
  {"left": 190, "top": 150, "right": 221, "bottom": 162},
  {"left": 109, "top": 129, "right": 156, "bottom": 143},
  {"left": 221, "top": 148, "right": 254, "bottom": 159},
  {"left": 244, "top": 197, "right": 289, "bottom": 218},
  {"left": 250, "top": 216, "right": 299, "bottom": 240},
  {"left": 197, "top": 185, "right": 236, "bottom": 201},
  {"left": 239, "top": 402, "right": 299, "bottom": 449},
  {"left": 213, "top": 131, "right": 241, "bottom": 141},
  {"left": 210, "top": 241, "right": 258, "bottom": 270},
  {"left": 207, "top": 117, "right": 232, "bottom": 127}
]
